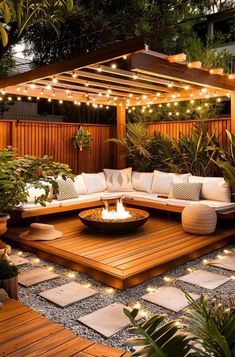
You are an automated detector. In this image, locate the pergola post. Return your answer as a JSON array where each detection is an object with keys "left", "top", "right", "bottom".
[
  {"left": 116, "top": 103, "right": 127, "bottom": 169},
  {"left": 231, "top": 92, "right": 235, "bottom": 134}
]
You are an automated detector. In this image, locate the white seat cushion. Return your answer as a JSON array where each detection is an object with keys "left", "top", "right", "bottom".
[
  {"left": 17, "top": 200, "right": 60, "bottom": 211},
  {"left": 81, "top": 172, "right": 107, "bottom": 194},
  {"left": 189, "top": 176, "right": 231, "bottom": 203},
  {"left": 151, "top": 170, "right": 191, "bottom": 195},
  {"left": 74, "top": 175, "right": 87, "bottom": 195},
  {"left": 132, "top": 171, "right": 153, "bottom": 193}
]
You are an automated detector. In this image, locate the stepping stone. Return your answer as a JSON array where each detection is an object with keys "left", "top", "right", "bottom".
[
  {"left": 210, "top": 254, "right": 235, "bottom": 272},
  {"left": 141, "top": 286, "right": 199, "bottom": 312},
  {"left": 39, "top": 282, "right": 98, "bottom": 307},
  {"left": 78, "top": 302, "right": 140, "bottom": 338},
  {"left": 178, "top": 269, "right": 230, "bottom": 290},
  {"left": 9, "top": 254, "right": 29, "bottom": 266},
  {"left": 18, "top": 268, "right": 59, "bottom": 287}
]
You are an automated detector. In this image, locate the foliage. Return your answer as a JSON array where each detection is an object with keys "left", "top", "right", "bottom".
[
  {"left": 109, "top": 122, "right": 221, "bottom": 176},
  {"left": 166, "top": 123, "right": 221, "bottom": 176},
  {"left": 0, "top": 147, "right": 73, "bottom": 211},
  {"left": 0, "top": 0, "right": 73, "bottom": 61},
  {"left": 124, "top": 293, "right": 235, "bottom": 356},
  {"left": 185, "top": 35, "right": 233, "bottom": 72},
  {"left": 108, "top": 122, "right": 154, "bottom": 171},
  {"left": 0, "top": 259, "right": 18, "bottom": 279},
  {"left": 185, "top": 293, "right": 235, "bottom": 356},
  {"left": 215, "top": 130, "right": 235, "bottom": 188},
  {"left": 72, "top": 126, "right": 92, "bottom": 151},
  {"left": 124, "top": 308, "right": 192, "bottom": 356},
  {"left": 128, "top": 99, "right": 223, "bottom": 123}
]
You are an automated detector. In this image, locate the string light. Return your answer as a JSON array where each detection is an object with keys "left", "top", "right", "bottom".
[
  {"left": 30, "top": 83, "right": 36, "bottom": 89},
  {"left": 85, "top": 82, "right": 89, "bottom": 87},
  {"left": 111, "top": 63, "right": 117, "bottom": 69},
  {"left": 59, "top": 100, "right": 63, "bottom": 104},
  {"left": 46, "top": 85, "right": 52, "bottom": 90},
  {"left": 0, "top": 97, "right": 3, "bottom": 101},
  {"left": 72, "top": 71, "right": 77, "bottom": 78},
  {"left": 1, "top": 89, "right": 5, "bottom": 95},
  {"left": 216, "top": 98, "right": 221, "bottom": 102},
  {"left": 36, "top": 97, "right": 40, "bottom": 100},
  {"left": 28, "top": 96, "right": 32, "bottom": 100},
  {"left": 167, "top": 82, "right": 173, "bottom": 88},
  {"left": 16, "top": 87, "right": 20, "bottom": 92},
  {"left": 24, "top": 87, "right": 28, "bottom": 93},
  {"left": 52, "top": 77, "right": 58, "bottom": 83},
  {"left": 7, "top": 96, "right": 12, "bottom": 101},
  {"left": 106, "top": 106, "right": 109, "bottom": 109},
  {"left": 142, "top": 94, "right": 147, "bottom": 100},
  {"left": 48, "top": 98, "right": 52, "bottom": 102},
  {"left": 133, "top": 73, "right": 138, "bottom": 80},
  {"left": 97, "top": 65, "right": 102, "bottom": 72},
  {"left": 123, "top": 55, "right": 127, "bottom": 60},
  {"left": 17, "top": 96, "right": 21, "bottom": 101}
]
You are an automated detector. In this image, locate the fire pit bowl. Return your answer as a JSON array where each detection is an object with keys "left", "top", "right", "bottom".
[{"left": 79, "top": 207, "right": 149, "bottom": 233}]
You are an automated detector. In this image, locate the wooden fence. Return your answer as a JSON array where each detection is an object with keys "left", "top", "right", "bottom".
[
  {"left": 147, "top": 118, "right": 231, "bottom": 145},
  {"left": 0, "top": 118, "right": 231, "bottom": 173},
  {"left": 0, "top": 120, "right": 117, "bottom": 173}
]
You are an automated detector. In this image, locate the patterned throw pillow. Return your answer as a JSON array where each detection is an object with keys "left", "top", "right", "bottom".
[
  {"left": 56, "top": 178, "right": 79, "bottom": 201},
  {"left": 103, "top": 167, "right": 133, "bottom": 192},
  {"left": 169, "top": 183, "right": 202, "bottom": 201}
]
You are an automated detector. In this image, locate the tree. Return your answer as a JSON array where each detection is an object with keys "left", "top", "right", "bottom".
[{"left": 0, "top": 0, "right": 73, "bottom": 61}]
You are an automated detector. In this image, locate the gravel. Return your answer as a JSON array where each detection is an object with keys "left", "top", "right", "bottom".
[{"left": 15, "top": 243, "right": 235, "bottom": 350}]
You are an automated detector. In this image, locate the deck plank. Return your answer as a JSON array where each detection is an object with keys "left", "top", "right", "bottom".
[
  {"left": 0, "top": 300, "right": 126, "bottom": 356},
  {"left": 4, "top": 215, "right": 235, "bottom": 289}
]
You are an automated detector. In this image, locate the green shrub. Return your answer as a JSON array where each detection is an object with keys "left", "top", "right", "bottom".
[{"left": 0, "top": 260, "right": 18, "bottom": 279}]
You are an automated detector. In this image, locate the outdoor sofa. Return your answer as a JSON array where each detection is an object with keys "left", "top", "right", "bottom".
[{"left": 14, "top": 168, "right": 235, "bottom": 220}]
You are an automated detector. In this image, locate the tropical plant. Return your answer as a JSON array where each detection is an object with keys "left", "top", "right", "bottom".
[
  {"left": 124, "top": 308, "right": 192, "bottom": 356},
  {"left": 108, "top": 122, "right": 154, "bottom": 171},
  {"left": 124, "top": 293, "right": 235, "bottom": 356},
  {"left": 166, "top": 123, "right": 221, "bottom": 176},
  {"left": 185, "top": 293, "right": 235, "bottom": 357},
  {"left": 0, "top": 0, "right": 73, "bottom": 58},
  {"left": 72, "top": 126, "right": 92, "bottom": 151},
  {"left": 0, "top": 147, "right": 73, "bottom": 212},
  {"left": 215, "top": 130, "right": 235, "bottom": 188},
  {"left": 0, "top": 259, "right": 18, "bottom": 279}
]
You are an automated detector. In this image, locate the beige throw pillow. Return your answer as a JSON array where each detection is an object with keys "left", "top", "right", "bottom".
[
  {"left": 56, "top": 178, "right": 79, "bottom": 201},
  {"left": 104, "top": 167, "right": 133, "bottom": 192},
  {"left": 151, "top": 170, "right": 191, "bottom": 195},
  {"left": 169, "top": 183, "right": 202, "bottom": 201}
]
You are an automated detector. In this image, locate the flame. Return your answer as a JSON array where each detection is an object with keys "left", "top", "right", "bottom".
[{"left": 101, "top": 199, "right": 131, "bottom": 220}]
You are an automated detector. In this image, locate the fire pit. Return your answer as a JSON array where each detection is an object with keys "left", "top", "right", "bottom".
[{"left": 79, "top": 198, "right": 149, "bottom": 233}]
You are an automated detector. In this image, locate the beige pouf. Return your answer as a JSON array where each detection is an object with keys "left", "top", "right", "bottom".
[
  {"left": 19, "top": 223, "right": 63, "bottom": 241},
  {"left": 182, "top": 204, "right": 217, "bottom": 235}
]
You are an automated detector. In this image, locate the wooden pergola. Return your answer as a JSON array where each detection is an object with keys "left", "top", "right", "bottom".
[{"left": 0, "top": 36, "right": 234, "bottom": 167}]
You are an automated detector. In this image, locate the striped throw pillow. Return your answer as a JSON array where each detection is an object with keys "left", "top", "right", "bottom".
[
  {"left": 56, "top": 178, "right": 79, "bottom": 201},
  {"left": 169, "top": 183, "right": 202, "bottom": 201}
]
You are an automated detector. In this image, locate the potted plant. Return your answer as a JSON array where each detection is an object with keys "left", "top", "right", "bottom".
[
  {"left": 0, "top": 147, "right": 73, "bottom": 240},
  {"left": 72, "top": 126, "right": 92, "bottom": 151},
  {"left": 0, "top": 258, "right": 18, "bottom": 299}
]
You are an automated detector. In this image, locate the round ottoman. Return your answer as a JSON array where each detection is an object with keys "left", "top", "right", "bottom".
[{"left": 182, "top": 204, "right": 217, "bottom": 235}]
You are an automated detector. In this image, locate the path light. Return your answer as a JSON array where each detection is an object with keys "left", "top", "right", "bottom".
[
  {"left": 163, "top": 276, "right": 173, "bottom": 283},
  {"left": 133, "top": 301, "right": 141, "bottom": 309},
  {"left": 187, "top": 267, "right": 194, "bottom": 273},
  {"left": 146, "top": 286, "right": 156, "bottom": 293},
  {"left": 67, "top": 272, "right": 76, "bottom": 279},
  {"left": 17, "top": 251, "right": 23, "bottom": 256},
  {"left": 231, "top": 275, "right": 235, "bottom": 280},
  {"left": 32, "top": 258, "right": 40, "bottom": 264},
  {"left": 216, "top": 254, "right": 223, "bottom": 259},
  {"left": 83, "top": 282, "right": 91, "bottom": 288},
  {"left": 203, "top": 259, "right": 209, "bottom": 265},
  {"left": 47, "top": 266, "right": 54, "bottom": 271},
  {"left": 105, "top": 287, "right": 114, "bottom": 295},
  {"left": 223, "top": 249, "right": 231, "bottom": 254},
  {"left": 140, "top": 310, "right": 150, "bottom": 318}
]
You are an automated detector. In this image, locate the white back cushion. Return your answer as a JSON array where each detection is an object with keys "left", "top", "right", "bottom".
[
  {"left": 189, "top": 176, "right": 231, "bottom": 202},
  {"left": 104, "top": 167, "right": 133, "bottom": 192},
  {"left": 74, "top": 175, "right": 87, "bottom": 195},
  {"left": 151, "top": 170, "right": 191, "bottom": 195},
  {"left": 26, "top": 186, "right": 47, "bottom": 203},
  {"left": 132, "top": 172, "right": 153, "bottom": 193},
  {"left": 82, "top": 172, "right": 107, "bottom": 194}
]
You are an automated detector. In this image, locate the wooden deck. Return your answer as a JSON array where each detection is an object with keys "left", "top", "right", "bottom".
[
  {"left": 0, "top": 299, "right": 129, "bottom": 357},
  {"left": 4, "top": 214, "right": 235, "bottom": 289}
]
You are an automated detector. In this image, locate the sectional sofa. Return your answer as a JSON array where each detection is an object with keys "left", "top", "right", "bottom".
[{"left": 14, "top": 168, "right": 235, "bottom": 220}]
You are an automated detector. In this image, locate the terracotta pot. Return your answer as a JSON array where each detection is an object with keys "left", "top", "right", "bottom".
[
  {"left": 0, "top": 275, "right": 18, "bottom": 299},
  {"left": 0, "top": 213, "right": 10, "bottom": 236}
]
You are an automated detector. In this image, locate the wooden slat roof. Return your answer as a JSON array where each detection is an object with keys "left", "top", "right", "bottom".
[{"left": 0, "top": 36, "right": 233, "bottom": 107}]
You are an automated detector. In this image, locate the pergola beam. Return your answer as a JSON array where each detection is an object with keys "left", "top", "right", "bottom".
[
  {"left": 131, "top": 52, "right": 235, "bottom": 91},
  {"left": 0, "top": 36, "right": 146, "bottom": 89}
]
